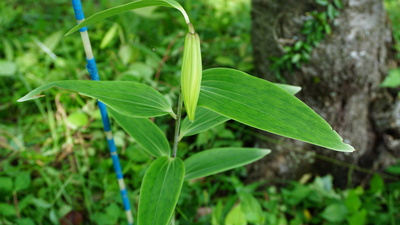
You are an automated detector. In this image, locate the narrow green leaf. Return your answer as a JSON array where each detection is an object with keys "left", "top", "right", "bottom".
[
  {"left": 138, "top": 157, "right": 185, "bottom": 225},
  {"left": 179, "top": 107, "right": 229, "bottom": 139},
  {"left": 43, "top": 31, "right": 64, "bottom": 51},
  {"left": 347, "top": 209, "right": 367, "bottom": 225},
  {"left": 179, "top": 84, "right": 300, "bottom": 139},
  {"left": 320, "top": 203, "right": 348, "bottom": 223},
  {"left": 65, "top": 0, "right": 189, "bottom": 36},
  {"left": 17, "top": 80, "right": 176, "bottom": 118},
  {"left": 184, "top": 148, "right": 270, "bottom": 180},
  {"left": 100, "top": 23, "right": 119, "bottom": 49},
  {"left": 316, "top": 0, "right": 329, "bottom": 6},
  {"left": 14, "top": 172, "right": 31, "bottom": 192},
  {"left": 109, "top": 108, "right": 170, "bottom": 157},
  {"left": 199, "top": 68, "right": 354, "bottom": 152}
]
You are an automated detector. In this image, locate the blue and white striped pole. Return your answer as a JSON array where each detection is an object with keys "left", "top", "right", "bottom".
[{"left": 70, "top": 1, "right": 134, "bottom": 224}]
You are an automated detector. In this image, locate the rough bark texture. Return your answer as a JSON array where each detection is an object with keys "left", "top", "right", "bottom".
[{"left": 250, "top": 0, "right": 399, "bottom": 187}]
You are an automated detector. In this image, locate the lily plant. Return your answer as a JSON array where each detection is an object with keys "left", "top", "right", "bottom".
[{"left": 18, "top": 0, "right": 354, "bottom": 224}]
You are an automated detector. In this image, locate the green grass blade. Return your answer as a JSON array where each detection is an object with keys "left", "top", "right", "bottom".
[
  {"left": 184, "top": 148, "right": 270, "bottom": 180},
  {"left": 109, "top": 108, "right": 170, "bottom": 157},
  {"left": 179, "top": 107, "right": 229, "bottom": 139},
  {"left": 199, "top": 68, "right": 354, "bottom": 152},
  {"left": 17, "top": 80, "right": 176, "bottom": 118},
  {"left": 138, "top": 156, "right": 185, "bottom": 225},
  {"left": 65, "top": 0, "right": 190, "bottom": 36}
]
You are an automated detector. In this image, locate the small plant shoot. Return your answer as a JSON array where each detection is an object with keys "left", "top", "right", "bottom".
[{"left": 18, "top": 0, "right": 354, "bottom": 224}]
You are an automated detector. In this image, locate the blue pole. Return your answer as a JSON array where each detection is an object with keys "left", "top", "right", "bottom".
[{"left": 70, "top": 1, "right": 134, "bottom": 224}]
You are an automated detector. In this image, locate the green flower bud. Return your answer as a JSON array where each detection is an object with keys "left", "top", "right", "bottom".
[{"left": 181, "top": 25, "right": 202, "bottom": 121}]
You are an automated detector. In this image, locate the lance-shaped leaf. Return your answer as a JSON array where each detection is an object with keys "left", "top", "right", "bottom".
[
  {"left": 109, "top": 108, "right": 170, "bottom": 157},
  {"left": 17, "top": 80, "right": 176, "bottom": 118},
  {"left": 179, "top": 107, "right": 229, "bottom": 139},
  {"left": 65, "top": 0, "right": 190, "bottom": 36},
  {"left": 138, "top": 156, "right": 185, "bottom": 225},
  {"left": 184, "top": 148, "right": 270, "bottom": 180},
  {"left": 199, "top": 68, "right": 354, "bottom": 152},
  {"left": 179, "top": 84, "right": 300, "bottom": 139}
]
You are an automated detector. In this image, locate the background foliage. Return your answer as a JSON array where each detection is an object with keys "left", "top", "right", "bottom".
[{"left": 0, "top": 0, "right": 399, "bottom": 224}]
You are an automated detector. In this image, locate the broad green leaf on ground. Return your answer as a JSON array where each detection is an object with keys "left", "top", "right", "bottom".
[
  {"left": 66, "top": 112, "right": 88, "bottom": 130},
  {"left": 381, "top": 68, "right": 400, "bottom": 88},
  {"left": 109, "top": 108, "right": 170, "bottom": 157},
  {"left": 14, "top": 172, "right": 31, "bottom": 192},
  {"left": 184, "top": 148, "right": 270, "bottom": 180},
  {"left": 211, "top": 200, "right": 224, "bottom": 225},
  {"left": 199, "top": 68, "right": 354, "bottom": 152},
  {"left": 138, "top": 156, "right": 184, "bottom": 225},
  {"left": 0, "top": 203, "right": 16, "bottom": 217},
  {"left": 344, "top": 190, "right": 361, "bottom": 213},
  {"left": 17, "top": 80, "right": 176, "bottom": 118},
  {"left": 273, "top": 83, "right": 301, "bottom": 95},
  {"left": 238, "top": 192, "right": 264, "bottom": 224},
  {"left": 179, "top": 107, "right": 229, "bottom": 139},
  {"left": 65, "top": 0, "right": 190, "bottom": 36},
  {"left": 320, "top": 203, "right": 348, "bottom": 223},
  {"left": 347, "top": 209, "right": 367, "bottom": 225},
  {"left": 0, "top": 177, "right": 13, "bottom": 194},
  {"left": 16, "top": 218, "right": 35, "bottom": 225},
  {"left": 225, "top": 204, "right": 247, "bottom": 225}
]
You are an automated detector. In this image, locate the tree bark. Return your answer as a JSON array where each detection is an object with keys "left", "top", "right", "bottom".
[{"left": 250, "top": 0, "right": 399, "bottom": 187}]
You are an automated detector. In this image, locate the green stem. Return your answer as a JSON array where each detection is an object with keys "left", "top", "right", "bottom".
[
  {"left": 172, "top": 91, "right": 183, "bottom": 158},
  {"left": 188, "top": 23, "right": 195, "bottom": 34}
]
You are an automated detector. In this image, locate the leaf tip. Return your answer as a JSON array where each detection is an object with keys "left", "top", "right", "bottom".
[
  {"left": 65, "top": 27, "right": 78, "bottom": 36},
  {"left": 332, "top": 130, "right": 355, "bottom": 152},
  {"left": 294, "top": 86, "right": 302, "bottom": 94},
  {"left": 261, "top": 149, "right": 272, "bottom": 155},
  {"left": 342, "top": 143, "right": 355, "bottom": 152},
  {"left": 333, "top": 142, "right": 355, "bottom": 152},
  {"left": 187, "top": 113, "right": 195, "bottom": 122},
  {"left": 17, "top": 94, "right": 45, "bottom": 102}
]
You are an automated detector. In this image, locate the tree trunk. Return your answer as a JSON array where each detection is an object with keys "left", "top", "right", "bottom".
[{"left": 250, "top": 0, "right": 399, "bottom": 187}]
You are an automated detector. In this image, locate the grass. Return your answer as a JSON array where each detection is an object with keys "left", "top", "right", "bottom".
[{"left": 0, "top": 0, "right": 252, "bottom": 224}]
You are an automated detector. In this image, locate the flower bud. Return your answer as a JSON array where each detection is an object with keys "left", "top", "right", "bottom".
[{"left": 181, "top": 26, "right": 202, "bottom": 121}]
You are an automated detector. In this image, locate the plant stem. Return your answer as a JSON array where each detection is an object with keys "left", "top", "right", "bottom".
[{"left": 172, "top": 91, "right": 183, "bottom": 158}]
